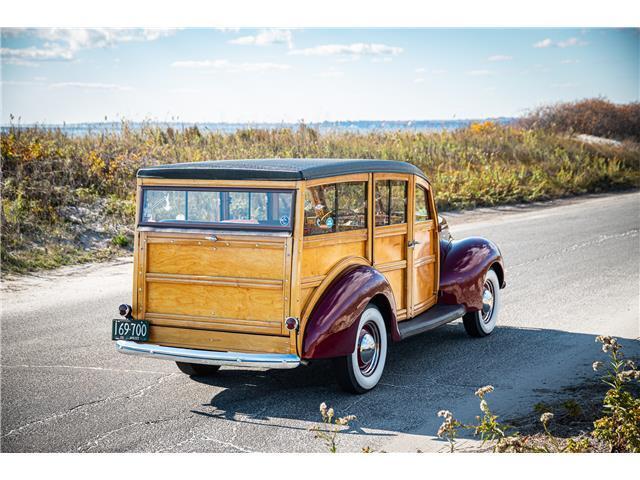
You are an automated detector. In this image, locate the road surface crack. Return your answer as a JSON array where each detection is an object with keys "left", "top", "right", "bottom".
[
  {"left": 77, "top": 417, "right": 174, "bottom": 452},
  {"left": 154, "top": 429, "right": 252, "bottom": 453},
  {"left": 1, "top": 373, "right": 177, "bottom": 438}
]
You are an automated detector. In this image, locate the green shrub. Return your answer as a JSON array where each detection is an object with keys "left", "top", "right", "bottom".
[
  {"left": 111, "top": 233, "right": 130, "bottom": 248},
  {"left": 592, "top": 336, "right": 640, "bottom": 452}
]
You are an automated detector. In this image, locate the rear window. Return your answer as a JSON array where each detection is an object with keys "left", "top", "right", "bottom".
[{"left": 140, "top": 188, "right": 294, "bottom": 230}]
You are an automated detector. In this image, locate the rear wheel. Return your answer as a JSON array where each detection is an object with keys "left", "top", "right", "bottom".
[
  {"left": 333, "top": 304, "right": 387, "bottom": 394},
  {"left": 175, "top": 362, "right": 221, "bottom": 376},
  {"left": 463, "top": 269, "right": 501, "bottom": 337}
]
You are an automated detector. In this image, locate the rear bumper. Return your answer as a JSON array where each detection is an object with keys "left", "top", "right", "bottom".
[{"left": 115, "top": 340, "right": 301, "bottom": 369}]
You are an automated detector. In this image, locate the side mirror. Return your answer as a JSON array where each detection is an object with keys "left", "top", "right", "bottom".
[{"left": 438, "top": 215, "right": 452, "bottom": 241}]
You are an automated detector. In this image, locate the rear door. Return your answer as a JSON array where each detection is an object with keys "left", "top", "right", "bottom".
[
  {"left": 372, "top": 174, "right": 411, "bottom": 321},
  {"left": 138, "top": 230, "right": 291, "bottom": 337},
  {"left": 133, "top": 186, "right": 295, "bottom": 347}
]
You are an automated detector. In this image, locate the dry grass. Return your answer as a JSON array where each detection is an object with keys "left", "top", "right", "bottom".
[
  {"left": 518, "top": 98, "right": 640, "bottom": 142},
  {"left": 2, "top": 108, "right": 639, "bottom": 274}
]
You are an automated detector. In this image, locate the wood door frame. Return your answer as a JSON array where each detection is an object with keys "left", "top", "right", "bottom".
[
  {"left": 410, "top": 177, "right": 440, "bottom": 317},
  {"left": 372, "top": 173, "right": 411, "bottom": 321}
]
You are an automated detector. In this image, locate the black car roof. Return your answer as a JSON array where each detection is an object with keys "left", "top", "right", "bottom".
[{"left": 137, "top": 158, "right": 428, "bottom": 181}]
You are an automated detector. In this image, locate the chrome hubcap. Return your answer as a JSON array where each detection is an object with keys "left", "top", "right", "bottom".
[
  {"left": 357, "top": 321, "right": 380, "bottom": 377},
  {"left": 481, "top": 280, "right": 495, "bottom": 324}
]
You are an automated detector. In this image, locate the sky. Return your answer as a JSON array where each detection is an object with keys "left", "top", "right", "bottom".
[{"left": 0, "top": 28, "right": 638, "bottom": 124}]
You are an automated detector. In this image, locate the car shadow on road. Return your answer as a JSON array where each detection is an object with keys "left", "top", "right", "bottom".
[{"left": 186, "top": 323, "right": 639, "bottom": 443}]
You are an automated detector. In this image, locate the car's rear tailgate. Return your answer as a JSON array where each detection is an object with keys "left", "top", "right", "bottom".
[{"left": 134, "top": 230, "right": 293, "bottom": 353}]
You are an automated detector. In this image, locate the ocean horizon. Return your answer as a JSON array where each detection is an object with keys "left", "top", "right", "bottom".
[{"left": 1, "top": 118, "right": 515, "bottom": 136}]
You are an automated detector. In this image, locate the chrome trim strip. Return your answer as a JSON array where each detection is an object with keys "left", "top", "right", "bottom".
[{"left": 115, "top": 340, "right": 300, "bottom": 369}]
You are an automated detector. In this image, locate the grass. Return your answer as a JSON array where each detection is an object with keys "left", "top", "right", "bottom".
[
  {"left": 432, "top": 337, "right": 640, "bottom": 453},
  {"left": 2, "top": 101, "right": 640, "bottom": 275}
]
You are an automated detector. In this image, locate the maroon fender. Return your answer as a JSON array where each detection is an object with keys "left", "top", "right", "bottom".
[
  {"left": 301, "top": 265, "right": 398, "bottom": 360},
  {"left": 439, "top": 236, "right": 506, "bottom": 312}
]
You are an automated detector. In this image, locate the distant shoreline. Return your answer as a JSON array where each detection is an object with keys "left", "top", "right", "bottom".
[{"left": 0, "top": 118, "right": 515, "bottom": 136}]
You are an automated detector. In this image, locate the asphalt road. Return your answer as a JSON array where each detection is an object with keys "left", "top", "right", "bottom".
[{"left": 2, "top": 192, "right": 639, "bottom": 453}]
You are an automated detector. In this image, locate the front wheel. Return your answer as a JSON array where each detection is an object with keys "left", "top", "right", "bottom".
[
  {"left": 175, "top": 362, "right": 221, "bottom": 376},
  {"left": 463, "top": 268, "right": 501, "bottom": 337},
  {"left": 333, "top": 304, "right": 388, "bottom": 394}
]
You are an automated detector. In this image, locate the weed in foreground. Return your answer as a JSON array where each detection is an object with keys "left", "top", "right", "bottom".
[
  {"left": 435, "top": 335, "right": 640, "bottom": 453},
  {"left": 310, "top": 402, "right": 356, "bottom": 453}
]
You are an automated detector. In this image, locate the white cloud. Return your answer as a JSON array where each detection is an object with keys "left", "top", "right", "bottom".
[
  {"left": 533, "top": 37, "right": 588, "bottom": 49},
  {"left": 1, "top": 57, "right": 40, "bottom": 67},
  {"left": 414, "top": 78, "right": 425, "bottom": 84},
  {"left": 558, "top": 37, "right": 588, "bottom": 48},
  {"left": 289, "top": 43, "right": 403, "bottom": 57},
  {"left": 171, "top": 59, "right": 292, "bottom": 72},
  {"left": 415, "top": 67, "right": 426, "bottom": 73},
  {"left": 466, "top": 69, "right": 493, "bottom": 76},
  {"left": 560, "top": 59, "right": 580, "bottom": 64},
  {"left": 30, "top": 28, "right": 175, "bottom": 50},
  {"left": 1, "top": 80, "right": 44, "bottom": 87},
  {"left": 1, "top": 28, "right": 177, "bottom": 64},
  {"left": 49, "top": 82, "right": 133, "bottom": 91},
  {"left": 533, "top": 38, "right": 553, "bottom": 48},
  {"left": 1, "top": 46, "right": 73, "bottom": 61},
  {"left": 229, "top": 29, "right": 293, "bottom": 49},
  {"left": 488, "top": 55, "right": 512, "bottom": 62},
  {"left": 432, "top": 69, "right": 447, "bottom": 75}
]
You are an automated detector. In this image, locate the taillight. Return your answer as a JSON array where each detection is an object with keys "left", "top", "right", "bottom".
[
  {"left": 119, "top": 304, "right": 132, "bottom": 318},
  {"left": 284, "top": 317, "right": 299, "bottom": 331}
]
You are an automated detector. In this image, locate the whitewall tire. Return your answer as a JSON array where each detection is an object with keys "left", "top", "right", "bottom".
[
  {"left": 333, "top": 304, "right": 388, "bottom": 394},
  {"left": 463, "top": 268, "right": 501, "bottom": 337}
]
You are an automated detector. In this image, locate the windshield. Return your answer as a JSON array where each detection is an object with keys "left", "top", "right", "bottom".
[{"left": 140, "top": 188, "right": 294, "bottom": 230}]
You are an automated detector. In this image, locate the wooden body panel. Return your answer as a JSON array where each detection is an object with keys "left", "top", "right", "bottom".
[
  {"left": 149, "top": 325, "right": 290, "bottom": 353},
  {"left": 372, "top": 173, "right": 411, "bottom": 320},
  {"left": 412, "top": 220, "right": 437, "bottom": 314},
  {"left": 142, "top": 232, "right": 288, "bottom": 336},
  {"left": 146, "top": 239, "right": 285, "bottom": 279},
  {"left": 373, "top": 224, "right": 408, "bottom": 317},
  {"left": 410, "top": 178, "right": 439, "bottom": 316}
]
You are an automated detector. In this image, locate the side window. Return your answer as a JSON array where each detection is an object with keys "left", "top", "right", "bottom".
[
  {"left": 304, "top": 181, "right": 367, "bottom": 236},
  {"left": 375, "top": 180, "right": 407, "bottom": 226},
  {"left": 336, "top": 182, "right": 367, "bottom": 231},
  {"left": 304, "top": 184, "right": 336, "bottom": 235},
  {"left": 415, "top": 184, "right": 432, "bottom": 222}
]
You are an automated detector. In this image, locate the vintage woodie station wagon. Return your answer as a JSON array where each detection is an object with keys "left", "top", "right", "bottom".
[{"left": 113, "top": 158, "right": 506, "bottom": 393}]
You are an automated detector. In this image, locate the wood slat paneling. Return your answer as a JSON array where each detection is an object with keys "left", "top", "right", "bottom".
[
  {"left": 146, "top": 281, "right": 283, "bottom": 321},
  {"left": 149, "top": 325, "right": 291, "bottom": 353}
]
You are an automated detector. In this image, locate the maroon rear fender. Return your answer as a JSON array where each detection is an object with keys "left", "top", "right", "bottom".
[
  {"left": 439, "top": 236, "right": 505, "bottom": 312},
  {"left": 301, "top": 265, "right": 398, "bottom": 360}
]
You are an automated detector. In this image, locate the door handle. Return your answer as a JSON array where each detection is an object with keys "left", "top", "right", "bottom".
[{"left": 408, "top": 240, "right": 421, "bottom": 247}]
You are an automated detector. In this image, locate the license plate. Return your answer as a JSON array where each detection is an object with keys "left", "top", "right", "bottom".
[{"left": 112, "top": 319, "right": 149, "bottom": 341}]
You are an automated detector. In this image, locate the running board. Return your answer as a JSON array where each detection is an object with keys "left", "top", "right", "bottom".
[{"left": 398, "top": 304, "right": 466, "bottom": 340}]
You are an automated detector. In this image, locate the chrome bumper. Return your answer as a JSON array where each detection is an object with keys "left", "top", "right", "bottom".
[{"left": 115, "top": 340, "right": 301, "bottom": 369}]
